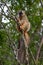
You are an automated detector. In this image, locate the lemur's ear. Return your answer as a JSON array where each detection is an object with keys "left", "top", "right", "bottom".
[{"left": 22, "top": 10, "right": 25, "bottom": 13}]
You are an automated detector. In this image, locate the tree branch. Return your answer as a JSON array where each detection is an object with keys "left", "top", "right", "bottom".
[{"left": 22, "top": 34, "right": 37, "bottom": 65}]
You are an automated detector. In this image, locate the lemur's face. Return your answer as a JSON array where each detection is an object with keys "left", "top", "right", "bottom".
[
  {"left": 19, "top": 10, "right": 25, "bottom": 16},
  {"left": 16, "top": 11, "right": 25, "bottom": 20},
  {"left": 19, "top": 11, "right": 23, "bottom": 17}
]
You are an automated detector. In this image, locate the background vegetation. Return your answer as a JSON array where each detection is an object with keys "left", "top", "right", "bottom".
[{"left": 0, "top": 0, "right": 43, "bottom": 65}]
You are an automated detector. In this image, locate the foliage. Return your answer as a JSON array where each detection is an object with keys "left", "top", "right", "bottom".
[{"left": 0, "top": 0, "right": 43, "bottom": 65}]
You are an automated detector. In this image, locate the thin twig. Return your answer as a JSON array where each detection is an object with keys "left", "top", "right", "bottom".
[
  {"left": 36, "top": 37, "right": 43, "bottom": 62},
  {"left": 28, "top": 47, "right": 37, "bottom": 65},
  {"left": 40, "top": 0, "right": 43, "bottom": 7}
]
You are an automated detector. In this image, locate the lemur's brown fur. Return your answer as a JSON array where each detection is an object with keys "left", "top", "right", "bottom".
[{"left": 16, "top": 10, "right": 30, "bottom": 47}]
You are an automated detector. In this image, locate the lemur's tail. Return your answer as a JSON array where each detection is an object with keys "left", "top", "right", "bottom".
[{"left": 24, "top": 32, "right": 30, "bottom": 47}]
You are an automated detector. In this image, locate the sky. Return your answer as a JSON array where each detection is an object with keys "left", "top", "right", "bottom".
[{"left": 2, "top": 6, "right": 9, "bottom": 23}]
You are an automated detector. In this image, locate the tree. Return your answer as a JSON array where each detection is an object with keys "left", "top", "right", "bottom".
[{"left": 0, "top": 0, "right": 43, "bottom": 65}]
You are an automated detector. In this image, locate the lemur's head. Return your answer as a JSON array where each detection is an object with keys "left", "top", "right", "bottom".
[
  {"left": 19, "top": 10, "right": 25, "bottom": 17},
  {"left": 16, "top": 10, "right": 25, "bottom": 20}
]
